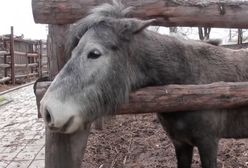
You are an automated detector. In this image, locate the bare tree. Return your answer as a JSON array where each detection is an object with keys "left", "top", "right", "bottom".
[
  {"left": 169, "top": 27, "right": 177, "bottom": 34},
  {"left": 149, "top": 26, "right": 160, "bottom": 32},
  {"left": 229, "top": 29, "right": 232, "bottom": 42},
  {"left": 238, "top": 29, "right": 243, "bottom": 44},
  {"left": 198, "top": 27, "right": 211, "bottom": 40}
]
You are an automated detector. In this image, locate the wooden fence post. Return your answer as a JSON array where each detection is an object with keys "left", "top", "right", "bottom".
[
  {"left": 10, "top": 26, "right": 15, "bottom": 85},
  {"left": 3, "top": 53, "right": 8, "bottom": 79},
  {"left": 45, "top": 24, "right": 90, "bottom": 168},
  {"left": 38, "top": 40, "right": 42, "bottom": 78}
]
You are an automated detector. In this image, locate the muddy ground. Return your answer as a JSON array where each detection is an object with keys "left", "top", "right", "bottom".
[
  {"left": 0, "top": 84, "right": 17, "bottom": 92},
  {"left": 82, "top": 114, "right": 248, "bottom": 168}
]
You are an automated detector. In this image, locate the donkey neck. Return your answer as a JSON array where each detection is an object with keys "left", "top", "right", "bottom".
[{"left": 130, "top": 30, "right": 190, "bottom": 89}]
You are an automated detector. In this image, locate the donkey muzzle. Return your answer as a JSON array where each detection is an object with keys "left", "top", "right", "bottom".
[{"left": 40, "top": 96, "right": 83, "bottom": 134}]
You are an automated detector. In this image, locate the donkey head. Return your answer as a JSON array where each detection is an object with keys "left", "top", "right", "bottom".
[{"left": 40, "top": 2, "right": 155, "bottom": 133}]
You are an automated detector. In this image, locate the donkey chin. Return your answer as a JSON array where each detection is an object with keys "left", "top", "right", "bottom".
[{"left": 40, "top": 96, "right": 84, "bottom": 134}]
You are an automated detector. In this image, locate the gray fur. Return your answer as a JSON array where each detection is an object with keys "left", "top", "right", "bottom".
[{"left": 45, "top": 1, "right": 248, "bottom": 168}]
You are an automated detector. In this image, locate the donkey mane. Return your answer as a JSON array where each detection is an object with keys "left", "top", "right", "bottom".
[{"left": 66, "top": 0, "right": 130, "bottom": 59}]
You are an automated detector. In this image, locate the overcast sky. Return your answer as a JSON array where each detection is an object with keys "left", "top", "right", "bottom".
[{"left": 0, "top": 0, "right": 47, "bottom": 40}]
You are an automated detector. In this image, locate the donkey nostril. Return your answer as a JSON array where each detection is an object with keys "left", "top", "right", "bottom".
[{"left": 45, "top": 108, "right": 53, "bottom": 125}]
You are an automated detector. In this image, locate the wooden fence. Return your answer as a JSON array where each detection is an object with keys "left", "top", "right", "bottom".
[
  {"left": 31, "top": 0, "right": 248, "bottom": 168},
  {"left": 0, "top": 26, "right": 48, "bottom": 84}
]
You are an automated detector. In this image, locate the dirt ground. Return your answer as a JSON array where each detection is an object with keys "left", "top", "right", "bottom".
[
  {"left": 82, "top": 114, "right": 248, "bottom": 168},
  {"left": 0, "top": 84, "right": 17, "bottom": 92}
]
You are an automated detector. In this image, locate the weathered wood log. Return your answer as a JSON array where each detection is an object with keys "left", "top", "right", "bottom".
[
  {"left": 35, "top": 81, "right": 248, "bottom": 115},
  {"left": 14, "top": 63, "right": 38, "bottom": 68},
  {"left": 0, "top": 77, "right": 11, "bottom": 83},
  {"left": 27, "top": 53, "right": 39, "bottom": 58},
  {"left": 14, "top": 51, "right": 39, "bottom": 58},
  {"left": 38, "top": 40, "right": 42, "bottom": 77},
  {"left": 10, "top": 26, "right": 15, "bottom": 85},
  {"left": 14, "top": 51, "right": 26, "bottom": 56},
  {"left": 0, "top": 51, "right": 8, "bottom": 56},
  {"left": 45, "top": 24, "right": 90, "bottom": 168},
  {"left": 0, "top": 64, "right": 10, "bottom": 68},
  {"left": 45, "top": 127, "right": 91, "bottom": 168},
  {"left": 47, "top": 25, "right": 69, "bottom": 79},
  {"left": 15, "top": 73, "right": 38, "bottom": 79},
  {"left": 32, "top": 0, "right": 248, "bottom": 28}
]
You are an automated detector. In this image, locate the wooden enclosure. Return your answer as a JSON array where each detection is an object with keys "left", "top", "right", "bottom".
[
  {"left": 31, "top": 0, "right": 248, "bottom": 168},
  {"left": 36, "top": 81, "right": 248, "bottom": 115},
  {"left": 32, "top": 0, "right": 248, "bottom": 28},
  {"left": 0, "top": 27, "right": 48, "bottom": 84}
]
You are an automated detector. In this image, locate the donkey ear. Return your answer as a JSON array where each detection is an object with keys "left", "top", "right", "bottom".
[
  {"left": 124, "top": 18, "right": 156, "bottom": 34},
  {"left": 133, "top": 19, "right": 156, "bottom": 34},
  {"left": 113, "top": 18, "right": 156, "bottom": 41}
]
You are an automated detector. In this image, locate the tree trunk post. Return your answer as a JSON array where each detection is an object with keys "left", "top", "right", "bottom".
[
  {"left": 238, "top": 29, "right": 243, "bottom": 44},
  {"left": 38, "top": 40, "right": 42, "bottom": 78},
  {"left": 10, "top": 26, "right": 15, "bottom": 85},
  {"left": 45, "top": 24, "right": 90, "bottom": 168}
]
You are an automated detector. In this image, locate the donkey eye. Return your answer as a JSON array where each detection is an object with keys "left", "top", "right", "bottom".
[{"left": 87, "top": 49, "right": 101, "bottom": 59}]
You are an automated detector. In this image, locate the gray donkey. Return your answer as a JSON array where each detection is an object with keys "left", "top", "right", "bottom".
[{"left": 40, "top": 1, "right": 248, "bottom": 168}]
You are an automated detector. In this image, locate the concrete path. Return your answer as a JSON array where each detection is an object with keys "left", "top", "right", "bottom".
[{"left": 0, "top": 85, "right": 45, "bottom": 168}]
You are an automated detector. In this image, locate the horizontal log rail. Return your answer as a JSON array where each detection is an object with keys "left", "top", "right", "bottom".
[
  {"left": 35, "top": 81, "right": 248, "bottom": 116},
  {"left": 42, "top": 71, "right": 48, "bottom": 75},
  {"left": 3, "top": 37, "right": 40, "bottom": 45},
  {"left": 0, "top": 55, "right": 10, "bottom": 58},
  {"left": 0, "top": 64, "right": 10, "bottom": 68},
  {"left": 27, "top": 53, "right": 39, "bottom": 57},
  {"left": 15, "top": 72, "right": 39, "bottom": 79},
  {"left": 14, "top": 51, "right": 26, "bottom": 56},
  {"left": 15, "top": 63, "right": 38, "bottom": 68},
  {"left": 0, "top": 51, "right": 8, "bottom": 56},
  {"left": 32, "top": 0, "right": 248, "bottom": 28},
  {"left": 0, "top": 77, "right": 11, "bottom": 83},
  {"left": 14, "top": 51, "right": 39, "bottom": 57},
  {"left": 0, "top": 63, "right": 39, "bottom": 69}
]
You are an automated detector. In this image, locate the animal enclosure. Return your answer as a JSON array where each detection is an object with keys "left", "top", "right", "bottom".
[
  {"left": 31, "top": 0, "right": 248, "bottom": 168},
  {"left": 0, "top": 27, "right": 48, "bottom": 84}
]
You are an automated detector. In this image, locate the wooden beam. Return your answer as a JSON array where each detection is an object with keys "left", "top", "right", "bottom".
[
  {"left": 43, "top": 24, "right": 90, "bottom": 168},
  {"left": 15, "top": 73, "right": 39, "bottom": 79},
  {"left": 45, "top": 127, "right": 91, "bottom": 168},
  {"left": 0, "top": 51, "right": 8, "bottom": 56},
  {"left": 38, "top": 40, "right": 42, "bottom": 77},
  {"left": 32, "top": 0, "right": 248, "bottom": 28},
  {"left": 0, "top": 55, "right": 10, "bottom": 58},
  {"left": 14, "top": 51, "right": 39, "bottom": 57},
  {"left": 3, "top": 53, "right": 9, "bottom": 78},
  {"left": 47, "top": 25, "right": 69, "bottom": 79},
  {"left": 27, "top": 63, "right": 38, "bottom": 67},
  {"left": 14, "top": 51, "right": 26, "bottom": 56},
  {"left": 42, "top": 71, "right": 48, "bottom": 75},
  {"left": 27, "top": 53, "right": 39, "bottom": 57},
  {"left": 10, "top": 26, "right": 15, "bottom": 85},
  {"left": 34, "top": 81, "right": 248, "bottom": 115},
  {"left": 0, "top": 64, "right": 10, "bottom": 68},
  {"left": 14, "top": 63, "right": 38, "bottom": 68},
  {"left": 0, "top": 77, "right": 11, "bottom": 83}
]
